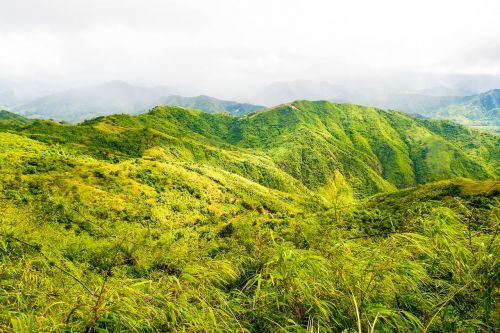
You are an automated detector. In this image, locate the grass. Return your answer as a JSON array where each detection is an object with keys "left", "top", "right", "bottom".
[{"left": 0, "top": 102, "right": 498, "bottom": 332}]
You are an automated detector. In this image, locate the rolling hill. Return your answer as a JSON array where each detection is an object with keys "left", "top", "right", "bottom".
[
  {"left": 4, "top": 101, "right": 498, "bottom": 197},
  {"left": 377, "top": 89, "right": 500, "bottom": 132},
  {"left": 0, "top": 101, "right": 498, "bottom": 332},
  {"left": 255, "top": 80, "right": 500, "bottom": 133}
]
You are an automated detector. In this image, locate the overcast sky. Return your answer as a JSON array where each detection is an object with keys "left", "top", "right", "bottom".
[{"left": 1, "top": 0, "right": 499, "bottom": 97}]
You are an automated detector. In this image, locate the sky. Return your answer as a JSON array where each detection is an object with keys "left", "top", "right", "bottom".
[{"left": 1, "top": 0, "right": 500, "bottom": 98}]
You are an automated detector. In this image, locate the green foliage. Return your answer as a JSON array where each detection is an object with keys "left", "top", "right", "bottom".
[
  {"left": 5, "top": 101, "right": 499, "bottom": 197},
  {"left": 383, "top": 89, "right": 500, "bottom": 133},
  {"left": 0, "top": 102, "right": 498, "bottom": 332}
]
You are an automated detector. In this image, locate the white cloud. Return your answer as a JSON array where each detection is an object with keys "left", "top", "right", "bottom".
[{"left": 0, "top": 0, "right": 499, "bottom": 97}]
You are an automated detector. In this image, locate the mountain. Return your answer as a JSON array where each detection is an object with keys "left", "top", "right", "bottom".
[
  {"left": 11, "top": 81, "right": 264, "bottom": 123},
  {"left": 0, "top": 100, "right": 498, "bottom": 332},
  {"left": 1, "top": 101, "right": 499, "bottom": 332},
  {"left": 378, "top": 89, "right": 500, "bottom": 132},
  {"left": 0, "top": 110, "right": 30, "bottom": 122},
  {"left": 154, "top": 95, "right": 265, "bottom": 116},
  {"left": 253, "top": 79, "right": 500, "bottom": 133},
  {"left": 7, "top": 101, "right": 498, "bottom": 197},
  {"left": 12, "top": 81, "right": 176, "bottom": 123},
  {"left": 429, "top": 89, "right": 500, "bottom": 132},
  {"left": 0, "top": 110, "right": 31, "bottom": 130}
]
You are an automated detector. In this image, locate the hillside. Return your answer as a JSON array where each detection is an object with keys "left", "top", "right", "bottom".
[
  {"left": 7, "top": 101, "right": 498, "bottom": 197},
  {"left": 0, "top": 110, "right": 30, "bottom": 122},
  {"left": 0, "top": 101, "right": 499, "bottom": 332},
  {"left": 378, "top": 89, "right": 500, "bottom": 133},
  {"left": 0, "top": 110, "right": 32, "bottom": 130},
  {"left": 431, "top": 89, "right": 500, "bottom": 132}
]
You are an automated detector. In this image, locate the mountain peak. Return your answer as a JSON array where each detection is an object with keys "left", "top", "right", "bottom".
[{"left": 102, "top": 80, "right": 134, "bottom": 88}]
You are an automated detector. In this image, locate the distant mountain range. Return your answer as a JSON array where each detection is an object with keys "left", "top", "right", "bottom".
[
  {"left": 2, "top": 79, "right": 500, "bottom": 132},
  {"left": 8, "top": 81, "right": 264, "bottom": 123},
  {"left": 10, "top": 81, "right": 175, "bottom": 122},
  {"left": 253, "top": 80, "right": 500, "bottom": 133},
  {"left": 374, "top": 89, "right": 500, "bottom": 133}
]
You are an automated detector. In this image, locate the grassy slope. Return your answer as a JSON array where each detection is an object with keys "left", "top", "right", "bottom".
[
  {"left": 433, "top": 90, "right": 500, "bottom": 132},
  {"left": 5, "top": 101, "right": 498, "bottom": 198},
  {"left": 380, "top": 89, "right": 500, "bottom": 133},
  {"left": 0, "top": 101, "right": 499, "bottom": 332},
  {"left": 0, "top": 110, "right": 31, "bottom": 130}
]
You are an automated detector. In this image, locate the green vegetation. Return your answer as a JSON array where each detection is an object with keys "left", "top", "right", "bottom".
[
  {"left": 383, "top": 89, "right": 500, "bottom": 133},
  {"left": 0, "top": 101, "right": 498, "bottom": 332},
  {"left": 0, "top": 110, "right": 31, "bottom": 130},
  {"left": 431, "top": 89, "right": 500, "bottom": 133}
]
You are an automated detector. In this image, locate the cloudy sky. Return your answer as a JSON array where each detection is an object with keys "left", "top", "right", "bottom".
[{"left": 1, "top": 0, "right": 499, "bottom": 97}]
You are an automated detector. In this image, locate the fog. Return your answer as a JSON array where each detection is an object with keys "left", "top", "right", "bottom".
[{"left": 1, "top": 0, "right": 500, "bottom": 102}]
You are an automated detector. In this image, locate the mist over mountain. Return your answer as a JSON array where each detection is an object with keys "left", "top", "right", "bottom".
[
  {"left": 10, "top": 81, "right": 175, "bottom": 122},
  {"left": 253, "top": 80, "right": 347, "bottom": 106},
  {"left": 253, "top": 73, "right": 500, "bottom": 105},
  {"left": 247, "top": 76, "right": 500, "bottom": 132},
  {"left": 6, "top": 81, "right": 262, "bottom": 123},
  {"left": 153, "top": 95, "right": 265, "bottom": 116},
  {"left": 1, "top": 100, "right": 499, "bottom": 331},
  {"left": 0, "top": 89, "right": 16, "bottom": 108},
  {"left": 361, "top": 89, "right": 500, "bottom": 133},
  {"left": 4, "top": 76, "right": 500, "bottom": 132},
  {"left": 2, "top": 1, "right": 500, "bottom": 331},
  {"left": 406, "top": 85, "right": 474, "bottom": 97}
]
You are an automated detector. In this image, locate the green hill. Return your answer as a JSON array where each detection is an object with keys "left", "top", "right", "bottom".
[
  {"left": 431, "top": 89, "right": 500, "bottom": 132},
  {"left": 0, "top": 101, "right": 498, "bottom": 332},
  {"left": 0, "top": 110, "right": 32, "bottom": 130},
  {"left": 11, "top": 101, "right": 498, "bottom": 197},
  {"left": 380, "top": 89, "right": 500, "bottom": 133},
  {"left": 0, "top": 110, "right": 30, "bottom": 122}
]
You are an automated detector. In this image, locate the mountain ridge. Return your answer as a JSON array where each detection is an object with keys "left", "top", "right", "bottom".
[
  {"left": 5, "top": 100, "right": 498, "bottom": 198},
  {"left": 10, "top": 81, "right": 264, "bottom": 122},
  {"left": 1, "top": 99, "right": 499, "bottom": 332}
]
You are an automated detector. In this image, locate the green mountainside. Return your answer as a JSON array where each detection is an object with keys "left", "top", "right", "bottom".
[
  {"left": 0, "top": 110, "right": 30, "bottom": 122},
  {"left": 431, "top": 89, "right": 500, "bottom": 132},
  {"left": 380, "top": 89, "right": 500, "bottom": 133},
  {"left": 8, "top": 101, "right": 498, "bottom": 196},
  {"left": 0, "top": 110, "right": 32, "bottom": 130},
  {"left": 0, "top": 101, "right": 499, "bottom": 332}
]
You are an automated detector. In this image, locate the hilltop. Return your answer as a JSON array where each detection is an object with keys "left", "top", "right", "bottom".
[{"left": 6, "top": 101, "right": 498, "bottom": 197}]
